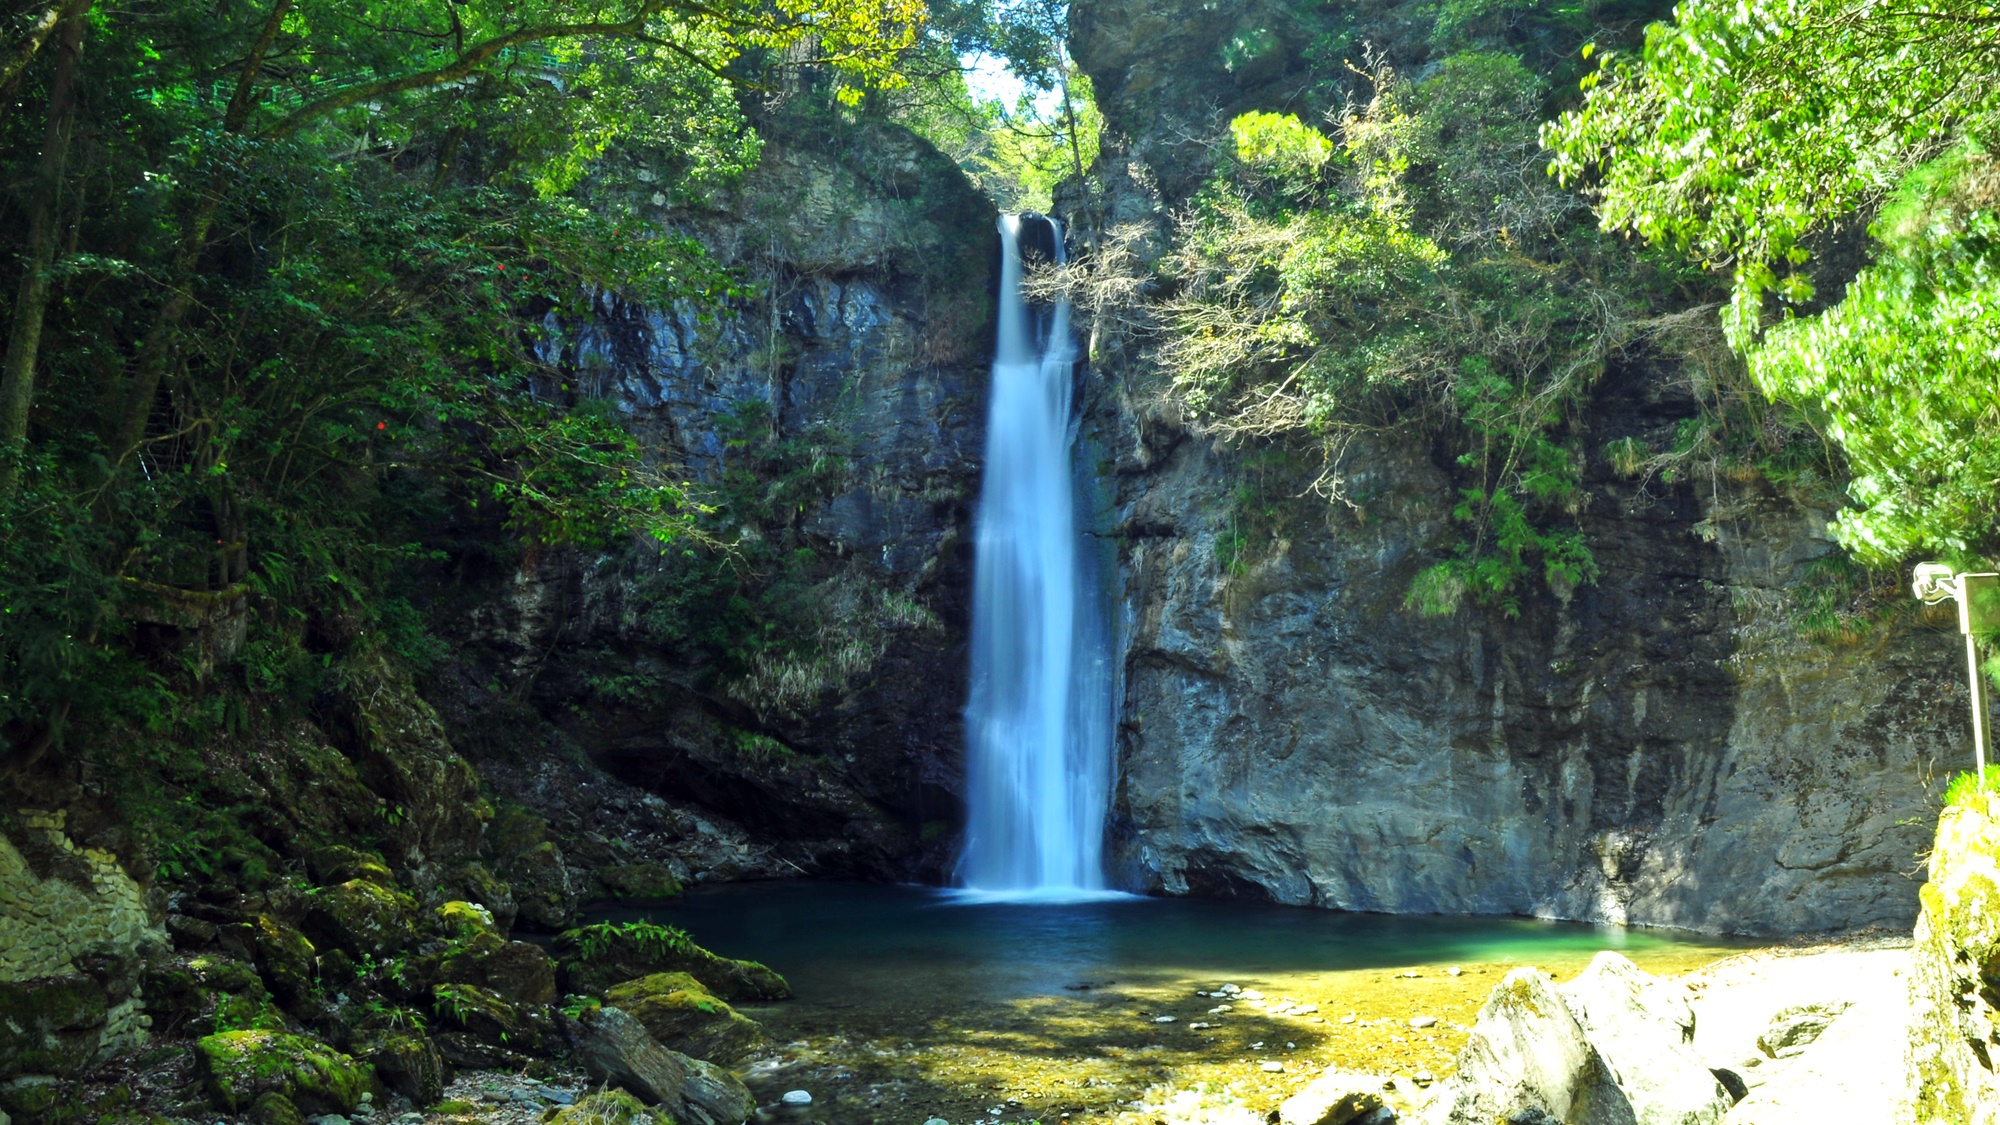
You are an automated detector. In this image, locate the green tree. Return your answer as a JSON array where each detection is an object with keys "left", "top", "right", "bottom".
[
  {"left": 0, "top": 0, "right": 925, "bottom": 765},
  {"left": 1544, "top": 0, "right": 2000, "bottom": 563}
]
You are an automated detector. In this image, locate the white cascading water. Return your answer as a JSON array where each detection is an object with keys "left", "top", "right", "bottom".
[{"left": 958, "top": 213, "right": 1117, "bottom": 900}]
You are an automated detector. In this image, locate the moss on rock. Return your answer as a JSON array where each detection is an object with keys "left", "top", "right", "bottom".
[
  {"left": 306, "top": 879, "right": 418, "bottom": 960},
  {"left": 553, "top": 921, "right": 790, "bottom": 1001},
  {"left": 430, "top": 983, "right": 555, "bottom": 1055},
  {"left": 596, "top": 864, "right": 683, "bottom": 901},
  {"left": 603, "top": 971, "right": 767, "bottom": 1065},
  {"left": 239, "top": 916, "right": 317, "bottom": 1009},
  {"left": 0, "top": 974, "right": 109, "bottom": 1077},
  {"left": 194, "top": 1029, "right": 378, "bottom": 1114},
  {"left": 545, "top": 1089, "right": 668, "bottom": 1125}
]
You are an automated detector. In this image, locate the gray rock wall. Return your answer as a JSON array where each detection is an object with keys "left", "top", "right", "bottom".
[
  {"left": 435, "top": 109, "right": 996, "bottom": 881},
  {"left": 1070, "top": 0, "right": 1960, "bottom": 935}
]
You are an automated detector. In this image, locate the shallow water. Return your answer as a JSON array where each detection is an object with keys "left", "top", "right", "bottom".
[{"left": 591, "top": 882, "right": 1762, "bottom": 1125}]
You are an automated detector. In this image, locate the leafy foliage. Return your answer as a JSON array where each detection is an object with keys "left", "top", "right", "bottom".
[
  {"left": 1545, "top": 0, "right": 2000, "bottom": 564},
  {"left": 0, "top": 0, "right": 923, "bottom": 769},
  {"left": 1142, "top": 53, "right": 1651, "bottom": 614}
]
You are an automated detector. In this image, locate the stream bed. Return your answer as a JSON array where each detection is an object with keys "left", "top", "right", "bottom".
[{"left": 585, "top": 882, "right": 1762, "bottom": 1125}]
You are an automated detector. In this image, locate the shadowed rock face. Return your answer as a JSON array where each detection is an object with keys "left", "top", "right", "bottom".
[
  {"left": 1068, "top": 0, "right": 1957, "bottom": 935},
  {"left": 429, "top": 109, "right": 998, "bottom": 883}
]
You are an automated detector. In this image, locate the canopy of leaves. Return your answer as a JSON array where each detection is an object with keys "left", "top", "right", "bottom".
[
  {"left": 0, "top": 0, "right": 922, "bottom": 761},
  {"left": 1545, "top": 0, "right": 2000, "bottom": 563},
  {"left": 1141, "top": 52, "right": 1663, "bottom": 615}
]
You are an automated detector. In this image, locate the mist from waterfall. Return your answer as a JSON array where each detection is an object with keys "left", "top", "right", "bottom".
[{"left": 958, "top": 213, "right": 1118, "bottom": 901}]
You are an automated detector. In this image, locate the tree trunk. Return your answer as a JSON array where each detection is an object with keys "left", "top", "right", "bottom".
[
  {"left": 109, "top": 0, "right": 290, "bottom": 467},
  {"left": 0, "top": 0, "right": 89, "bottom": 497}
]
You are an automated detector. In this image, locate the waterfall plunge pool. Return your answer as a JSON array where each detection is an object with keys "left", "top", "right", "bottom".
[{"left": 583, "top": 881, "right": 1761, "bottom": 1124}]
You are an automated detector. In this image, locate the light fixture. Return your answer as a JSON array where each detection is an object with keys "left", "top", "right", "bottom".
[{"left": 1913, "top": 565, "right": 2000, "bottom": 779}]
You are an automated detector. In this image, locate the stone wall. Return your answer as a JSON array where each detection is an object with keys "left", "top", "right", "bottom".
[{"left": 0, "top": 810, "right": 164, "bottom": 1078}]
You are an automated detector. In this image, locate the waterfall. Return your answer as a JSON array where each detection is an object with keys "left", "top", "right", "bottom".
[{"left": 958, "top": 213, "right": 1118, "bottom": 900}]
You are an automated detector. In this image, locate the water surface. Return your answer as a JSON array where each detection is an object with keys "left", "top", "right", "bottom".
[{"left": 592, "top": 882, "right": 1761, "bottom": 1125}]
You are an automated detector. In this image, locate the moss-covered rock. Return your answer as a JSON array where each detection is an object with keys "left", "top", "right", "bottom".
[
  {"left": 305, "top": 879, "right": 418, "bottom": 960},
  {"left": 304, "top": 845, "right": 394, "bottom": 889},
  {"left": 596, "top": 864, "right": 683, "bottom": 901},
  {"left": 1908, "top": 796, "right": 2000, "bottom": 1120},
  {"left": 431, "top": 903, "right": 558, "bottom": 1006},
  {"left": 545, "top": 1089, "right": 669, "bottom": 1125},
  {"left": 429, "top": 983, "right": 555, "bottom": 1056},
  {"left": 239, "top": 916, "right": 317, "bottom": 1009},
  {"left": 248, "top": 1090, "right": 305, "bottom": 1125},
  {"left": 505, "top": 841, "right": 579, "bottom": 932},
  {"left": 353, "top": 1029, "right": 446, "bottom": 1107},
  {"left": 434, "top": 901, "right": 498, "bottom": 940},
  {"left": 143, "top": 954, "right": 289, "bottom": 1037},
  {"left": 193, "top": 1030, "right": 378, "bottom": 1114},
  {"left": 0, "top": 975, "right": 108, "bottom": 1077},
  {"left": 553, "top": 922, "right": 790, "bottom": 1001},
  {"left": 603, "top": 972, "right": 767, "bottom": 1065}
]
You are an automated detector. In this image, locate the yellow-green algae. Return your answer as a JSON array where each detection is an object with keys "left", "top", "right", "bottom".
[{"left": 735, "top": 941, "right": 1746, "bottom": 1124}]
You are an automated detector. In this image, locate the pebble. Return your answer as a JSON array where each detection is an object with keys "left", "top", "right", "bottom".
[
  {"left": 1219, "top": 983, "right": 1241, "bottom": 994},
  {"left": 1154, "top": 1016, "right": 1176, "bottom": 1023},
  {"left": 1447, "top": 966, "right": 1463, "bottom": 976},
  {"left": 1413, "top": 1071, "right": 1436, "bottom": 1088},
  {"left": 1240, "top": 989, "right": 1265, "bottom": 1001},
  {"left": 1340, "top": 1014, "right": 1357, "bottom": 1024},
  {"left": 542, "top": 1089, "right": 576, "bottom": 1105},
  {"left": 924, "top": 1119, "right": 949, "bottom": 1125},
  {"left": 782, "top": 1091, "right": 813, "bottom": 1106},
  {"left": 1190, "top": 1021, "right": 1212, "bottom": 1029},
  {"left": 1260, "top": 1062, "right": 1285, "bottom": 1073},
  {"left": 1411, "top": 1016, "right": 1438, "bottom": 1029}
]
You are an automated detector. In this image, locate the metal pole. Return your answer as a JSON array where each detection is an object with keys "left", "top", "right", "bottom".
[{"left": 1971, "top": 631, "right": 1993, "bottom": 782}]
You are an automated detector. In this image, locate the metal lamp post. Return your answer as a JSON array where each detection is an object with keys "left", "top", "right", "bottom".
[{"left": 1914, "top": 564, "right": 2000, "bottom": 779}]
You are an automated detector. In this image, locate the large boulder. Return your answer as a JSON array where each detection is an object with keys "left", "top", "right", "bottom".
[
  {"left": 193, "top": 1030, "right": 378, "bottom": 1114},
  {"left": 238, "top": 916, "right": 317, "bottom": 1009},
  {"left": 1277, "top": 1067, "right": 1388, "bottom": 1125},
  {"left": 1558, "top": 953, "right": 1730, "bottom": 1125},
  {"left": 1423, "top": 968, "right": 1630, "bottom": 1125},
  {"left": 353, "top": 1028, "right": 447, "bottom": 1107},
  {"left": 305, "top": 879, "right": 418, "bottom": 959},
  {"left": 0, "top": 975, "right": 108, "bottom": 1077},
  {"left": 680, "top": 1053, "right": 757, "bottom": 1125},
  {"left": 604, "top": 972, "right": 767, "bottom": 1064},
  {"left": 554, "top": 922, "right": 789, "bottom": 1001},
  {"left": 432, "top": 901, "right": 558, "bottom": 1005},
  {"left": 575, "top": 1005, "right": 755, "bottom": 1124},
  {"left": 576, "top": 1004, "right": 689, "bottom": 1107},
  {"left": 429, "top": 982, "right": 556, "bottom": 1064}
]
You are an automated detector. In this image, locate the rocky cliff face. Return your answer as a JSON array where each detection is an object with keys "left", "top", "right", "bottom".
[
  {"left": 1068, "top": 0, "right": 1960, "bottom": 935},
  {"left": 429, "top": 108, "right": 997, "bottom": 884}
]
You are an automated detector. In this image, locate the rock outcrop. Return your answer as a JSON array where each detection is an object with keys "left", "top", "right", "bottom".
[
  {"left": 1427, "top": 957, "right": 1732, "bottom": 1125},
  {"left": 1908, "top": 795, "right": 2000, "bottom": 1121},
  {"left": 1064, "top": 0, "right": 1955, "bottom": 935}
]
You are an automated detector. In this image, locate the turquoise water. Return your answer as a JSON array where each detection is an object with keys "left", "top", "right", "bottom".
[{"left": 584, "top": 880, "right": 1753, "bottom": 1008}]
